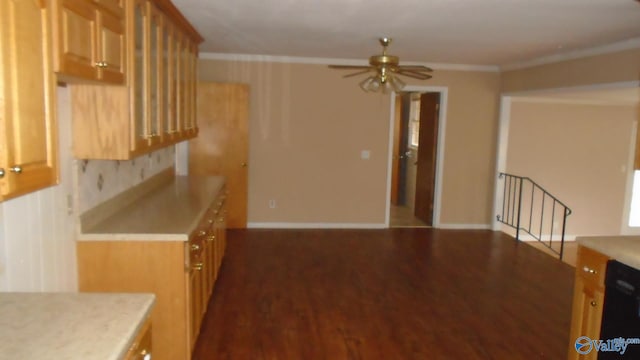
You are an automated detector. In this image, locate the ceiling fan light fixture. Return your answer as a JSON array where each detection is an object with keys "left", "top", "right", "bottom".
[
  {"left": 388, "top": 74, "right": 406, "bottom": 92},
  {"left": 359, "top": 75, "right": 381, "bottom": 92},
  {"left": 329, "top": 37, "right": 433, "bottom": 94}
]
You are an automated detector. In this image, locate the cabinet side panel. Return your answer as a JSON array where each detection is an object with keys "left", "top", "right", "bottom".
[
  {"left": 77, "top": 241, "right": 189, "bottom": 360},
  {"left": 70, "top": 85, "right": 130, "bottom": 159}
]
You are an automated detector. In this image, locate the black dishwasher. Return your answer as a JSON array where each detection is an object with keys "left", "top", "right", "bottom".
[{"left": 599, "top": 260, "right": 640, "bottom": 359}]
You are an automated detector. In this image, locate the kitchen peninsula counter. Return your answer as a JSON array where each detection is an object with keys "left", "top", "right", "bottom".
[
  {"left": 577, "top": 235, "right": 640, "bottom": 269},
  {"left": 0, "top": 292, "right": 155, "bottom": 360}
]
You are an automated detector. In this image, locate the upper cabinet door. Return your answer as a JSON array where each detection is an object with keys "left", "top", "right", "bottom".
[
  {"left": 0, "top": 0, "right": 58, "bottom": 201},
  {"left": 52, "top": 0, "right": 125, "bottom": 84},
  {"left": 97, "top": 8, "right": 125, "bottom": 83},
  {"left": 53, "top": 0, "right": 97, "bottom": 80}
]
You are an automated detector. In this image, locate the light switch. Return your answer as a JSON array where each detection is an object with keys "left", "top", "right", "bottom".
[{"left": 361, "top": 150, "right": 370, "bottom": 160}]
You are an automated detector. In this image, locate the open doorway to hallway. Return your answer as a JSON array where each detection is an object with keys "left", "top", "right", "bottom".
[{"left": 389, "top": 91, "right": 440, "bottom": 228}]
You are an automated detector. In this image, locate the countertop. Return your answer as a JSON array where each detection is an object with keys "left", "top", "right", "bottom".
[
  {"left": 577, "top": 236, "right": 640, "bottom": 269},
  {"left": 0, "top": 292, "right": 155, "bottom": 360},
  {"left": 79, "top": 175, "right": 225, "bottom": 241}
]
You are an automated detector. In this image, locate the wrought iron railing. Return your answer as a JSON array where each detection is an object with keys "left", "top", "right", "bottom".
[{"left": 496, "top": 173, "right": 572, "bottom": 259}]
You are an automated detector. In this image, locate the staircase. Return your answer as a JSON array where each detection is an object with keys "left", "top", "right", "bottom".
[{"left": 496, "top": 173, "right": 572, "bottom": 260}]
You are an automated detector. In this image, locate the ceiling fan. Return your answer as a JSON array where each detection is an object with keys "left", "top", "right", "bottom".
[{"left": 328, "top": 37, "right": 433, "bottom": 93}]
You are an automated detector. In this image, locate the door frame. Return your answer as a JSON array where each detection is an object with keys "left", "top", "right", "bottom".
[
  {"left": 385, "top": 86, "right": 449, "bottom": 228},
  {"left": 492, "top": 80, "right": 640, "bottom": 233}
]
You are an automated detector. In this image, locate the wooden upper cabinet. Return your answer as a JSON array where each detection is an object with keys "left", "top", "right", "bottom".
[
  {"left": 95, "top": 0, "right": 124, "bottom": 16},
  {"left": 0, "top": 0, "right": 58, "bottom": 201},
  {"left": 52, "top": 0, "right": 126, "bottom": 84},
  {"left": 70, "top": 0, "right": 203, "bottom": 160}
]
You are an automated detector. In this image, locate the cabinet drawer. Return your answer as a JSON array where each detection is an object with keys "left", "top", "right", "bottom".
[
  {"left": 576, "top": 245, "right": 608, "bottom": 288},
  {"left": 187, "top": 233, "right": 205, "bottom": 269}
]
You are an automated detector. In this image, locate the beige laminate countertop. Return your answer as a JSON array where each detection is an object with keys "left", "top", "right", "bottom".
[
  {"left": 0, "top": 292, "right": 155, "bottom": 360},
  {"left": 577, "top": 236, "right": 640, "bottom": 269},
  {"left": 79, "top": 175, "right": 225, "bottom": 241}
]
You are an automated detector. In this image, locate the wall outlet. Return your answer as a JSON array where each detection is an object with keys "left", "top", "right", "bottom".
[{"left": 268, "top": 199, "right": 276, "bottom": 209}]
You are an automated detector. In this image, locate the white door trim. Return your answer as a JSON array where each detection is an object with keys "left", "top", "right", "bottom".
[
  {"left": 385, "top": 86, "right": 449, "bottom": 228},
  {"left": 494, "top": 80, "right": 640, "bottom": 234}
]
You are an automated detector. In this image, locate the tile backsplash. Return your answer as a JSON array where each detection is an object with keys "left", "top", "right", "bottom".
[{"left": 76, "top": 146, "right": 176, "bottom": 213}]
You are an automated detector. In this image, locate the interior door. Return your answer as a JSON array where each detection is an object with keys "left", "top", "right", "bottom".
[
  {"left": 414, "top": 92, "right": 440, "bottom": 225},
  {"left": 390, "top": 94, "right": 402, "bottom": 205},
  {"left": 190, "top": 83, "right": 249, "bottom": 228}
]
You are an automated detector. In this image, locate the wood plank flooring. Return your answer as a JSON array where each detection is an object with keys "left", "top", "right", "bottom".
[{"left": 193, "top": 229, "right": 574, "bottom": 359}]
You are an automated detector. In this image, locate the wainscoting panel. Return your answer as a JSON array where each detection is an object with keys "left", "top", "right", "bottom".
[{"left": 0, "top": 87, "right": 77, "bottom": 292}]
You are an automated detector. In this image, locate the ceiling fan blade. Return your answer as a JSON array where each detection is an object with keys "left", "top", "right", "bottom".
[
  {"left": 395, "top": 69, "right": 433, "bottom": 80},
  {"left": 343, "top": 69, "right": 373, "bottom": 78},
  {"left": 328, "top": 65, "right": 371, "bottom": 70},
  {"left": 397, "top": 65, "right": 433, "bottom": 72}
]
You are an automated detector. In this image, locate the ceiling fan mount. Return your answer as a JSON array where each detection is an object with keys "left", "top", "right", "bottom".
[{"left": 328, "top": 37, "right": 433, "bottom": 93}]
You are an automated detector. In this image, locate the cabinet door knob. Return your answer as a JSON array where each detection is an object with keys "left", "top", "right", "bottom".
[
  {"left": 9, "top": 166, "right": 22, "bottom": 174},
  {"left": 590, "top": 300, "right": 597, "bottom": 307},
  {"left": 190, "top": 244, "right": 200, "bottom": 252},
  {"left": 582, "top": 266, "right": 597, "bottom": 275},
  {"left": 241, "top": 162, "right": 247, "bottom": 167},
  {"left": 0, "top": 168, "right": 4, "bottom": 178}
]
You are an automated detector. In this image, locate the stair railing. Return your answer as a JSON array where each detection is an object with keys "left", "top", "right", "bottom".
[{"left": 496, "top": 173, "right": 572, "bottom": 259}]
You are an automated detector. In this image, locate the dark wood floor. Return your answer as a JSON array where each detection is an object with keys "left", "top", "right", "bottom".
[{"left": 193, "top": 229, "right": 574, "bottom": 359}]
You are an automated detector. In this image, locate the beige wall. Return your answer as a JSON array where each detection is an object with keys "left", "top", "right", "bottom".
[
  {"left": 199, "top": 59, "right": 500, "bottom": 226},
  {"left": 502, "top": 48, "right": 640, "bottom": 93},
  {"left": 506, "top": 101, "right": 638, "bottom": 236}
]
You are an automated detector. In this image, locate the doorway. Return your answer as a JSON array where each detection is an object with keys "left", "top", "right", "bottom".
[{"left": 386, "top": 86, "right": 448, "bottom": 228}]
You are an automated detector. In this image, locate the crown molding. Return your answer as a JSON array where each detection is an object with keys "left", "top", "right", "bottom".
[
  {"left": 500, "top": 37, "right": 640, "bottom": 71},
  {"left": 199, "top": 52, "right": 500, "bottom": 72}
]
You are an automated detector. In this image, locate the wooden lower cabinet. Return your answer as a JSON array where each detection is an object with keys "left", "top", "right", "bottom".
[
  {"left": 77, "top": 191, "right": 227, "bottom": 360},
  {"left": 567, "top": 246, "right": 609, "bottom": 360}
]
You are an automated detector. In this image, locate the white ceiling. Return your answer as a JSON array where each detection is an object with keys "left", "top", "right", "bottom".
[{"left": 172, "top": 0, "right": 640, "bottom": 67}]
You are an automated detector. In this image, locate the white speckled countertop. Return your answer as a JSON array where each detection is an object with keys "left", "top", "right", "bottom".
[
  {"left": 79, "top": 176, "right": 225, "bottom": 241},
  {"left": 577, "top": 236, "right": 640, "bottom": 269},
  {"left": 0, "top": 292, "right": 155, "bottom": 360}
]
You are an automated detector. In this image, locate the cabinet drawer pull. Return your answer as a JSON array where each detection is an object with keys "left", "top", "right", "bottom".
[
  {"left": 190, "top": 244, "right": 200, "bottom": 251},
  {"left": 198, "top": 230, "right": 206, "bottom": 236},
  {"left": 192, "top": 262, "right": 203, "bottom": 271},
  {"left": 95, "top": 61, "right": 108, "bottom": 68},
  {"left": 590, "top": 300, "right": 597, "bottom": 307},
  {"left": 9, "top": 166, "right": 22, "bottom": 174},
  {"left": 582, "top": 266, "right": 597, "bottom": 275},
  {"left": 207, "top": 235, "right": 216, "bottom": 242}
]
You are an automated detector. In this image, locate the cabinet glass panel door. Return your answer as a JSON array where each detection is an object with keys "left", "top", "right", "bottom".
[
  {"left": 162, "top": 18, "right": 171, "bottom": 137},
  {"left": 149, "top": 7, "right": 159, "bottom": 143},
  {"left": 181, "top": 43, "right": 190, "bottom": 130},
  {"left": 133, "top": 1, "right": 147, "bottom": 146}
]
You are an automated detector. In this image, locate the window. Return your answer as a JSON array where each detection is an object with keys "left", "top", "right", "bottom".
[
  {"left": 408, "top": 97, "right": 420, "bottom": 148},
  {"left": 629, "top": 170, "right": 640, "bottom": 226}
]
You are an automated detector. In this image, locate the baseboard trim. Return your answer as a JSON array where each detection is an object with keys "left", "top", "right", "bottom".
[
  {"left": 247, "top": 222, "right": 386, "bottom": 229},
  {"left": 437, "top": 223, "right": 492, "bottom": 230}
]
